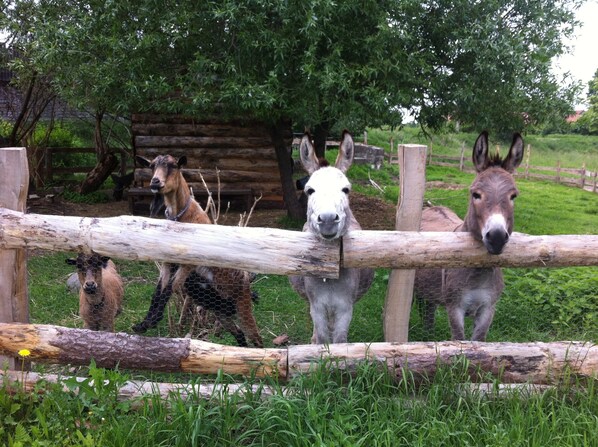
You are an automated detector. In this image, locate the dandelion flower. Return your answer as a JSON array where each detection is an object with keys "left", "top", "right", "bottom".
[{"left": 18, "top": 349, "right": 31, "bottom": 357}]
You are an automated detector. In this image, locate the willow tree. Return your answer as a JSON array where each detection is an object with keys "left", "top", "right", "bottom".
[{"left": 2, "top": 0, "right": 583, "bottom": 216}]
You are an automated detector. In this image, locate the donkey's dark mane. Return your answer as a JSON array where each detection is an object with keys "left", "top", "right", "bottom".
[{"left": 486, "top": 152, "right": 504, "bottom": 167}]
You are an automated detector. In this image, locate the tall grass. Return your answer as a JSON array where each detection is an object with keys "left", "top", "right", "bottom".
[{"left": 3, "top": 359, "right": 598, "bottom": 446}]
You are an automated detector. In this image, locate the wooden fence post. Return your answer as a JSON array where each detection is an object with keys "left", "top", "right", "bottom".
[
  {"left": 525, "top": 144, "right": 531, "bottom": 179},
  {"left": 459, "top": 142, "right": 465, "bottom": 171},
  {"left": 0, "top": 148, "right": 30, "bottom": 370},
  {"left": 592, "top": 171, "right": 597, "bottom": 193},
  {"left": 383, "top": 144, "right": 427, "bottom": 342},
  {"left": 580, "top": 162, "right": 586, "bottom": 190},
  {"left": 556, "top": 160, "right": 561, "bottom": 184}
]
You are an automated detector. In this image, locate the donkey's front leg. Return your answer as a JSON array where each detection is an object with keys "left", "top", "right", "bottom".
[
  {"left": 309, "top": 299, "right": 331, "bottom": 344},
  {"left": 447, "top": 306, "right": 466, "bottom": 341},
  {"left": 331, "top": 305, "right": 353, "bottom": 344},
  {"left": 471, "top": 303, "right": 496, "bottom": 341}
]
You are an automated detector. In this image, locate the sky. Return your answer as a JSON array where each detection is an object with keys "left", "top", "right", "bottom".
[{"left": 553, "top": 1, "right": 598, "bottom": 109}]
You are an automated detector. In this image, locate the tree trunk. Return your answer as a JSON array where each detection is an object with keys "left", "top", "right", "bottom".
[
  {"left": 270, "top": 118, "right": 305, "bottom": 220},
  {"left": 313, "top": 120, "right": 330, "bottom": 159},
  {"left": 78, "top": 152, "right": 119, "bottom": 195},
  {"left": 2, "top": 323, "right": 598, "bottom": 385},
  {"left": 94, "top": 110, "right": 107, "bottom": 160}
]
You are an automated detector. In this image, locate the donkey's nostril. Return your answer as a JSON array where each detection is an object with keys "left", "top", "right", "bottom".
[{"left": 317, "top": 212, "right": 338, "bottom": 224}]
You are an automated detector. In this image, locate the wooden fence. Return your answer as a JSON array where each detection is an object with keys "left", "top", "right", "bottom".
[
  {"left": 42, "top": 146, "right": 131, "bottom": 183},
  {"left": 2, "top": 146, "right": 598, "bottom": 387},
  {"left": 389, "top": 142, "right": 598, "bottom": 193}
]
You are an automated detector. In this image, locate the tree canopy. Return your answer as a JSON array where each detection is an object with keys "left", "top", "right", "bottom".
[
  {"left": 1, "top": 0, "right": 584, "bottom": 135},
  {"left": 576, "top": 69, "right": 598, "bottom": 134}
]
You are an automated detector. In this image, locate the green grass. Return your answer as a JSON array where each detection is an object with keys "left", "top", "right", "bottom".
[
  {"left": 364, "top": 127, "right": 598, "bottom": 171},
  {"left": 3, "top": 359, "right": 598, "bottom": 446}
]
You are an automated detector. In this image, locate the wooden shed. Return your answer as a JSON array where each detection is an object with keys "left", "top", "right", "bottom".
[{"left": 129, "top": 114, "right": 292, "bottom": 215}]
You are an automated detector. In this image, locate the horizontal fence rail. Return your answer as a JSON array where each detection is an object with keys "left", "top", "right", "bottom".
[
  {"left": 1, "top": 323, "right": 597, "bottom": 384},
  {"left": 43, "top": 147, "right": 133, "bottom": 182},
  {"left": 0, "top": 208, "right": 340, "bottom": 278},
  {"left": 2, "top": 208, "right": 598, "bottom": 272}
]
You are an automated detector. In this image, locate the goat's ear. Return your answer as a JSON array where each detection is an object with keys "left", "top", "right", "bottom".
[
  {"left": 502, "top": 133, "right": 524, "bottom": 173},
  {"left": 299, "top": 133, "right": 320, "bottom": 175},
  {"left": 65, "top": 258, "right": 77, "bottom": 266},
  {"left": 100, "top": 256, "right": 110, "bottom": 267},
  {"left": 136, "top": 155, "right": 152, "bottom": 168},
  {"left": 150, "top": 194, "right": 165, "bottom": 218},
  {"left": 472, "top": 131, "right": 490, "bottom": 173},
  {"left": 335, "top": 130, "right": 354, "bottom": 174},
  {"left": 178, "top": 156, "right": 188, "bottom": 168}
]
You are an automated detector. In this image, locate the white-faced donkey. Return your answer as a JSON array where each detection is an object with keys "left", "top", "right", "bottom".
[
  {"left": 414, "top": 131, "right": 524, "bottom": 341},
  {"left": 66, "top": 253, "right": 124, "bottom": 332},
  {"left": 289, "top": 131, "right": 374, "bottom": 344}
]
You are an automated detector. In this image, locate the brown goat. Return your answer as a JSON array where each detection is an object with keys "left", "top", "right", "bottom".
[
  {"left": 132, "top": 154, "right": 263, "bottom": 348},
  {"left": 66, "top": 253, "right": 124, "bottom": 332}
]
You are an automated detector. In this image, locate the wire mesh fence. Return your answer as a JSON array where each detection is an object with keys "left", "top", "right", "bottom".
[{"left": 31, "top": 252, "right": 598, "bottom": 349}]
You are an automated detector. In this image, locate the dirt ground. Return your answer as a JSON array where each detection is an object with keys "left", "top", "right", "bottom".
[{"left": 26, "top": 190, "right": 398, "bottom": 231}]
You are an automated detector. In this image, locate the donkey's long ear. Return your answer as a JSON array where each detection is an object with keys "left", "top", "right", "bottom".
[
  {"left": 502, "top": 133, "right": 524, "bottom": 173},
  {"left": 299, "top": 133, "right": 320, "bottom": 175},
  {"left": 335, "top": 130, "right": 354, "bottom": 174},
  {"left": 472, "top": 131, "right": 490, "bottom": 172},
  {"left": 136, "top": 155, "right": 152, "bottom": 168}
]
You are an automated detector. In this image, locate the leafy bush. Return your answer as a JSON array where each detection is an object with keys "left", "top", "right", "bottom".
[
  {"left": 0, "top": 119, "right": 11, "bottom": 138},
  {"left": 506, "top": 268, "right": 598, "bottom": 334}
]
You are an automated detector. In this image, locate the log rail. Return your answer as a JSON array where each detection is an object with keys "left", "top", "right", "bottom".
[{"left": 0, "top": 323, "right": 596, "bottom": 385}]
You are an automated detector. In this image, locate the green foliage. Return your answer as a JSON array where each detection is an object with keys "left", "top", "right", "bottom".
[
  {"left": 30, "top": 123, "right": 83, "bottom": 148},
  {"left": 505, "top": 268, "right": 598, "bottom": 336},
  {"left": 2, "top": 0, "right": 583, "bottom": 135},
  {"left": 575, "top": 70, "right": 598, "bottom": 135},
  {"left": 0, "top": 119, "right": 12, "bottom": 138}
]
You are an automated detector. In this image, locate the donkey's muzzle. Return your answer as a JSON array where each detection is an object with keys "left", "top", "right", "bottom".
[
  {"left": 483, "top": 228, "right": 509, "bottom": 255},
  {"left": 317, "top": 212, "right": 341, "bottom": 239}
]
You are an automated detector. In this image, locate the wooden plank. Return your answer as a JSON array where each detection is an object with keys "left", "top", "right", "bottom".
[
  {"left": 135, "top": 135, "right": 274, "bottom": 149},
  {"left": 0, "top": 208, "right": 340, "bottom": 277},
  {"left": 0, "top": 148, "right": 29, "bottom": 370},
  {"left": 2, "top": 325, "right": 597, "bottom": 385},
  {"left": 132, "top": 122, "right": 273, "bottom": 138},
  {"left": 384, "top": 144, "right": 427, "bottom": 343},
  {"left": 135, "top": 147, "right": 279, "bottom": 161},
  {"left": 135, "top": 168, "right": 281, "bottom": 184},
  {"left": 342, "top": 230, "right": 598, "bottom": 269}
]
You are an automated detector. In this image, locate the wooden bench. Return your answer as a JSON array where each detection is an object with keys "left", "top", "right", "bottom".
[{"left": 127, "top": 187, "right": 254, "bottom": 216}]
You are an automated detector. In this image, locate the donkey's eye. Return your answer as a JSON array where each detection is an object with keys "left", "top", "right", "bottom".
[
  {"left": 472, "top": 192, "right": 482, "bottom": 200},
  {"left": 510, "top": 193, "right": 518, "bottom": 201},
  {"left": 342, "top": 187, "right": 350, "bottom": 195},
  {"left": 306, "top": 188, "right": 315, "bottom": 196}
]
